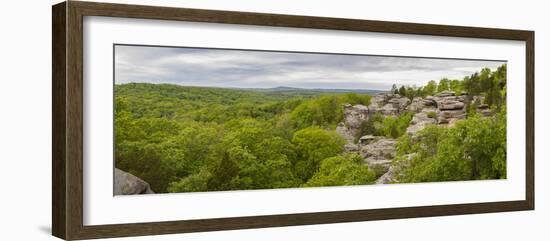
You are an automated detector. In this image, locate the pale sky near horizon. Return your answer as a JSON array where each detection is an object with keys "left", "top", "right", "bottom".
[{"left": 115, "top": 45, "right": 505, "bottom": 91}]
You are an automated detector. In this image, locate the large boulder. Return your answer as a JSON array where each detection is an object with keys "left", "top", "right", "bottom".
[
  {"left": 389, "top": 97, "right": 411, "bottom": 113},
  {"left": 376, "top": 165, "right": 396, "bottom": 184},
  {"left": 114, "top": 168, "right": 154, "bottom": 195},
  {"left": 438, "top": 99, "right": 465, "bottom": 110},
  {"left": 407, "top": 96, "right": 438, "bottom": 113},
  {"left": 342, "top": 104, "right": 369, "bottom": 138},
  {"left": 406, "top": 108, "right": 438, "bottom": 135},
  {"left": 368, "top": 93, "right": 406, "bottom": 116},
  {"left": 360, "top": 138, "right": 397, "bottom": 171},
  {"left": 358, "top": 135, "right": 379, "bottom": 146},
  {"left": 378, "top": 103, "right": 400, "bottom": 115},
  {"left": 432, "top": 92, "right": 468, "bottom": 125},
  {"left": 437, "top": 109, "right": 466, "bottom": 124},
  {"left": 336, "top": 122, "right": 355, "bottom": 144}
]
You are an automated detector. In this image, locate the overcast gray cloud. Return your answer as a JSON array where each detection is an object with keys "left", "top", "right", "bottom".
[{"left": 115, "top": 45, "right": 505, "bottom": 91}]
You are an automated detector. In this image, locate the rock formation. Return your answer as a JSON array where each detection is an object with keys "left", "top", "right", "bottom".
[
  {"left": 336, "top": 122, "right": 355, "bottom": 144},
  {"left": 360, "top": 137, "right": 397, "bottom": 172},
  {"left": 406, "top": 109, "right": 438, "bottom": 135},
  {"left": 114, "top": 168, "right": 154, "bottom": 195},
  {"left": 368, "top": 93, "right": 410, "bottom": 116},
  {"left": 335, "top": 91, "right": 489, "bottom": 185},
  {"left": 433, "top": 91, "right": 468, "bottom": 125},
  {"left": 376, "top": 166, "right": 396, "bottom": 184},
  {"left": 337, "top": 104, "right": 370, "bottom": 144}
]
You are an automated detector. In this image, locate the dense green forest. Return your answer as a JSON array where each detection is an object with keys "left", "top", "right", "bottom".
[{"left": 115, "top": 64, "right": 507, "bottom": 193}]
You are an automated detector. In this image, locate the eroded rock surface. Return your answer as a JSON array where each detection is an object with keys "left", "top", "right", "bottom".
[
  {"left": 114, "top": 168, "right": 154, "bottom": 195},
  {"left": 360, "top": 137, "right": 397, "bottom": 172},
  {"left": 368, "top": 93, "right": 409, "bottom": 116},
  {"left": 406, "top": 108, "right": 438, "bottom": 135},
  {"left": 336, "top": 122, "right": 355, "bottom": 144},
  {"left": 430, "top": 91, "right": 467, "bottom": 125},
  {"left": 337, "top": 104, "right": 370, "bottom": 143},
  {"left": 336, "top": 91, "right": 492, "bottom": 185}
]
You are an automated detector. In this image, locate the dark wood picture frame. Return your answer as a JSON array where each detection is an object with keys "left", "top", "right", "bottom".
[{"left": 52, "top": 1, "right": 535, "bottom": 240}]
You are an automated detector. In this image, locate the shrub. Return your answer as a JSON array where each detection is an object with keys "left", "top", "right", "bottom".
[
  {"left": 304, "top": 154, "right": 376, "bottom": 187},
  {"left": 381, "top": 112, "right": 414, "bottom": 138},
  {"left": 393, "top": 109, "right": 506, "bottom": 183},
  {"left": 292, "top": 127, "right": 346, "bottom": 181}
]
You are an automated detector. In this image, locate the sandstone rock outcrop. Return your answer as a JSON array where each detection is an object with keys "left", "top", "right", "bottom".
[
  {"left": 358, "top": 135, "right": 378, "bottom": 146},
  {"left": 337, "top": 104, "right": 370, "bottom": 143},
  {"left": 406, "top": 108, "right": 438, "bottom": 135},
  {"left": 376, "top": 165, "right": 396, "bottom": 184},
  {"left": 433, "top": 91, "right": 468, "bottom": 125},
  {"left": 343, "top": 104, "right": 369, "bottom": 130},
  {"left": 360, "top": 137, "right": 397, "bottom": 172},
  {"left": 337, "top": 91, "right": 493, "bottom": 185},
  {"left": 336, "top": 122, "right": 355, "bottom": 144},
  {"left": 368, "top": 93, "right": 409, "bottom": 116},
  {"left": 114, "top": 168, "right": 154, "bottom": 195},
  {"left": 407, "top": 97, "right": 424, "bottom": 112}
]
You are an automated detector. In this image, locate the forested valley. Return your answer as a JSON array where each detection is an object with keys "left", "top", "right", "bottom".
[{"left": 115, "top": 64, "right": 507, "bottom": 193}]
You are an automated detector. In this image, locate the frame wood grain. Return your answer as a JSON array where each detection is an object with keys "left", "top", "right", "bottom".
[{"left": 52, "top": 1, "right": 535, "bottom": 240}]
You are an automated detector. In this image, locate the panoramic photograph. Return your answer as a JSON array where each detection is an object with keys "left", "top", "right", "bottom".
[{"left": 113, "top": 44, "right": 507, "bottom": 195}]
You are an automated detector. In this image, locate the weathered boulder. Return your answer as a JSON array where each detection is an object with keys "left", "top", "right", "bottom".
[
  {"left": 437, "top": 109, "right": 466, "bottom": 124},
  {"left": 406, "top": 108, "right": 438, "bottom": 135},
  {"left": 336, "top": 122, "right": 355, "bottom": 144},
  {"left": 360, "top": 138, "right": 397, "bottom": 171},
  {"left": 376, "top": 165, "right": 396, "bottom": 184},
  {"left": 438, "top": 99, "right": 465, "bottom": 110},
  {"left": 367, "top": 94, "right": 385, "bottom": 114},
  {"left": 114, "top": 168, "right": 154, "bottom": 195},
  {"left": 410, "top": 96, "right": 438, "bottom": 112},
  {"left": 389, "top": 97, "right": 411, "bottom": 113},
  {"left": 358, "top": 135, "right": 379, "bottom": 146},
  {"left": 378, "top": 103, "right": 400, "bottom": 115},
  {"left": 368, "top": 93, "right": 406, "bottom": 116},
  {"left": 342, "top": 104, "right": 369, "bottom": 137},
  {"left": 407, "top": 97, "right": 424, "bottom": 112},
  {"left": 432, "top": 92, "right": 468, "bottom": 125}
]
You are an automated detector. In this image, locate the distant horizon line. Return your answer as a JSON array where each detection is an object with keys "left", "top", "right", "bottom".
[{"left": 115, "top": 82, "right": 391, "bottom": 91}]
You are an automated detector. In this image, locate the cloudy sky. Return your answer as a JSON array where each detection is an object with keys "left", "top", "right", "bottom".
[{"left": 115, "top": 45, "right": 505, "bottom": 91}]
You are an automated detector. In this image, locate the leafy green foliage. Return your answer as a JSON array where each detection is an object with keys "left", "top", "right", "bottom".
[
  {"left": 289, "top": 94, "right": 371, "bottom": 129},
  {"left": 116, "top": 83, "right": 368, "bottom": 193},
  {"left": 423, "top": 80, "right": 437, "bottom": 96},
  {"left": 381, "top": 112, "right": 414, "bottom": 138},
  {"left": 390, "top": 64, "right": 507, "bottom": 103},
  {"left": 116, "top": 63, "right": 507, "bottom": 192},
  {"left": 304, "top": 154, "right": 376, "bottom": 187},
  {"left": 292, "top": 127, "right": 346, "bottom": 181},
  {"left": 437, "top": 78, "right": 450, "bottom": 92},
  {"left": 394, "top": 110, "right": 507, "bottom": 182},
  {"left": 356, "top": 112, "right": 413, "bottom": 139},
  {"left": 357, "top": 113, "right": 385, "bottom": 137}
]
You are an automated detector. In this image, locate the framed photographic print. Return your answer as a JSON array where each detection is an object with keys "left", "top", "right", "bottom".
[{"left": 52, "top": 1, "right": 534, "bottom": 240}]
